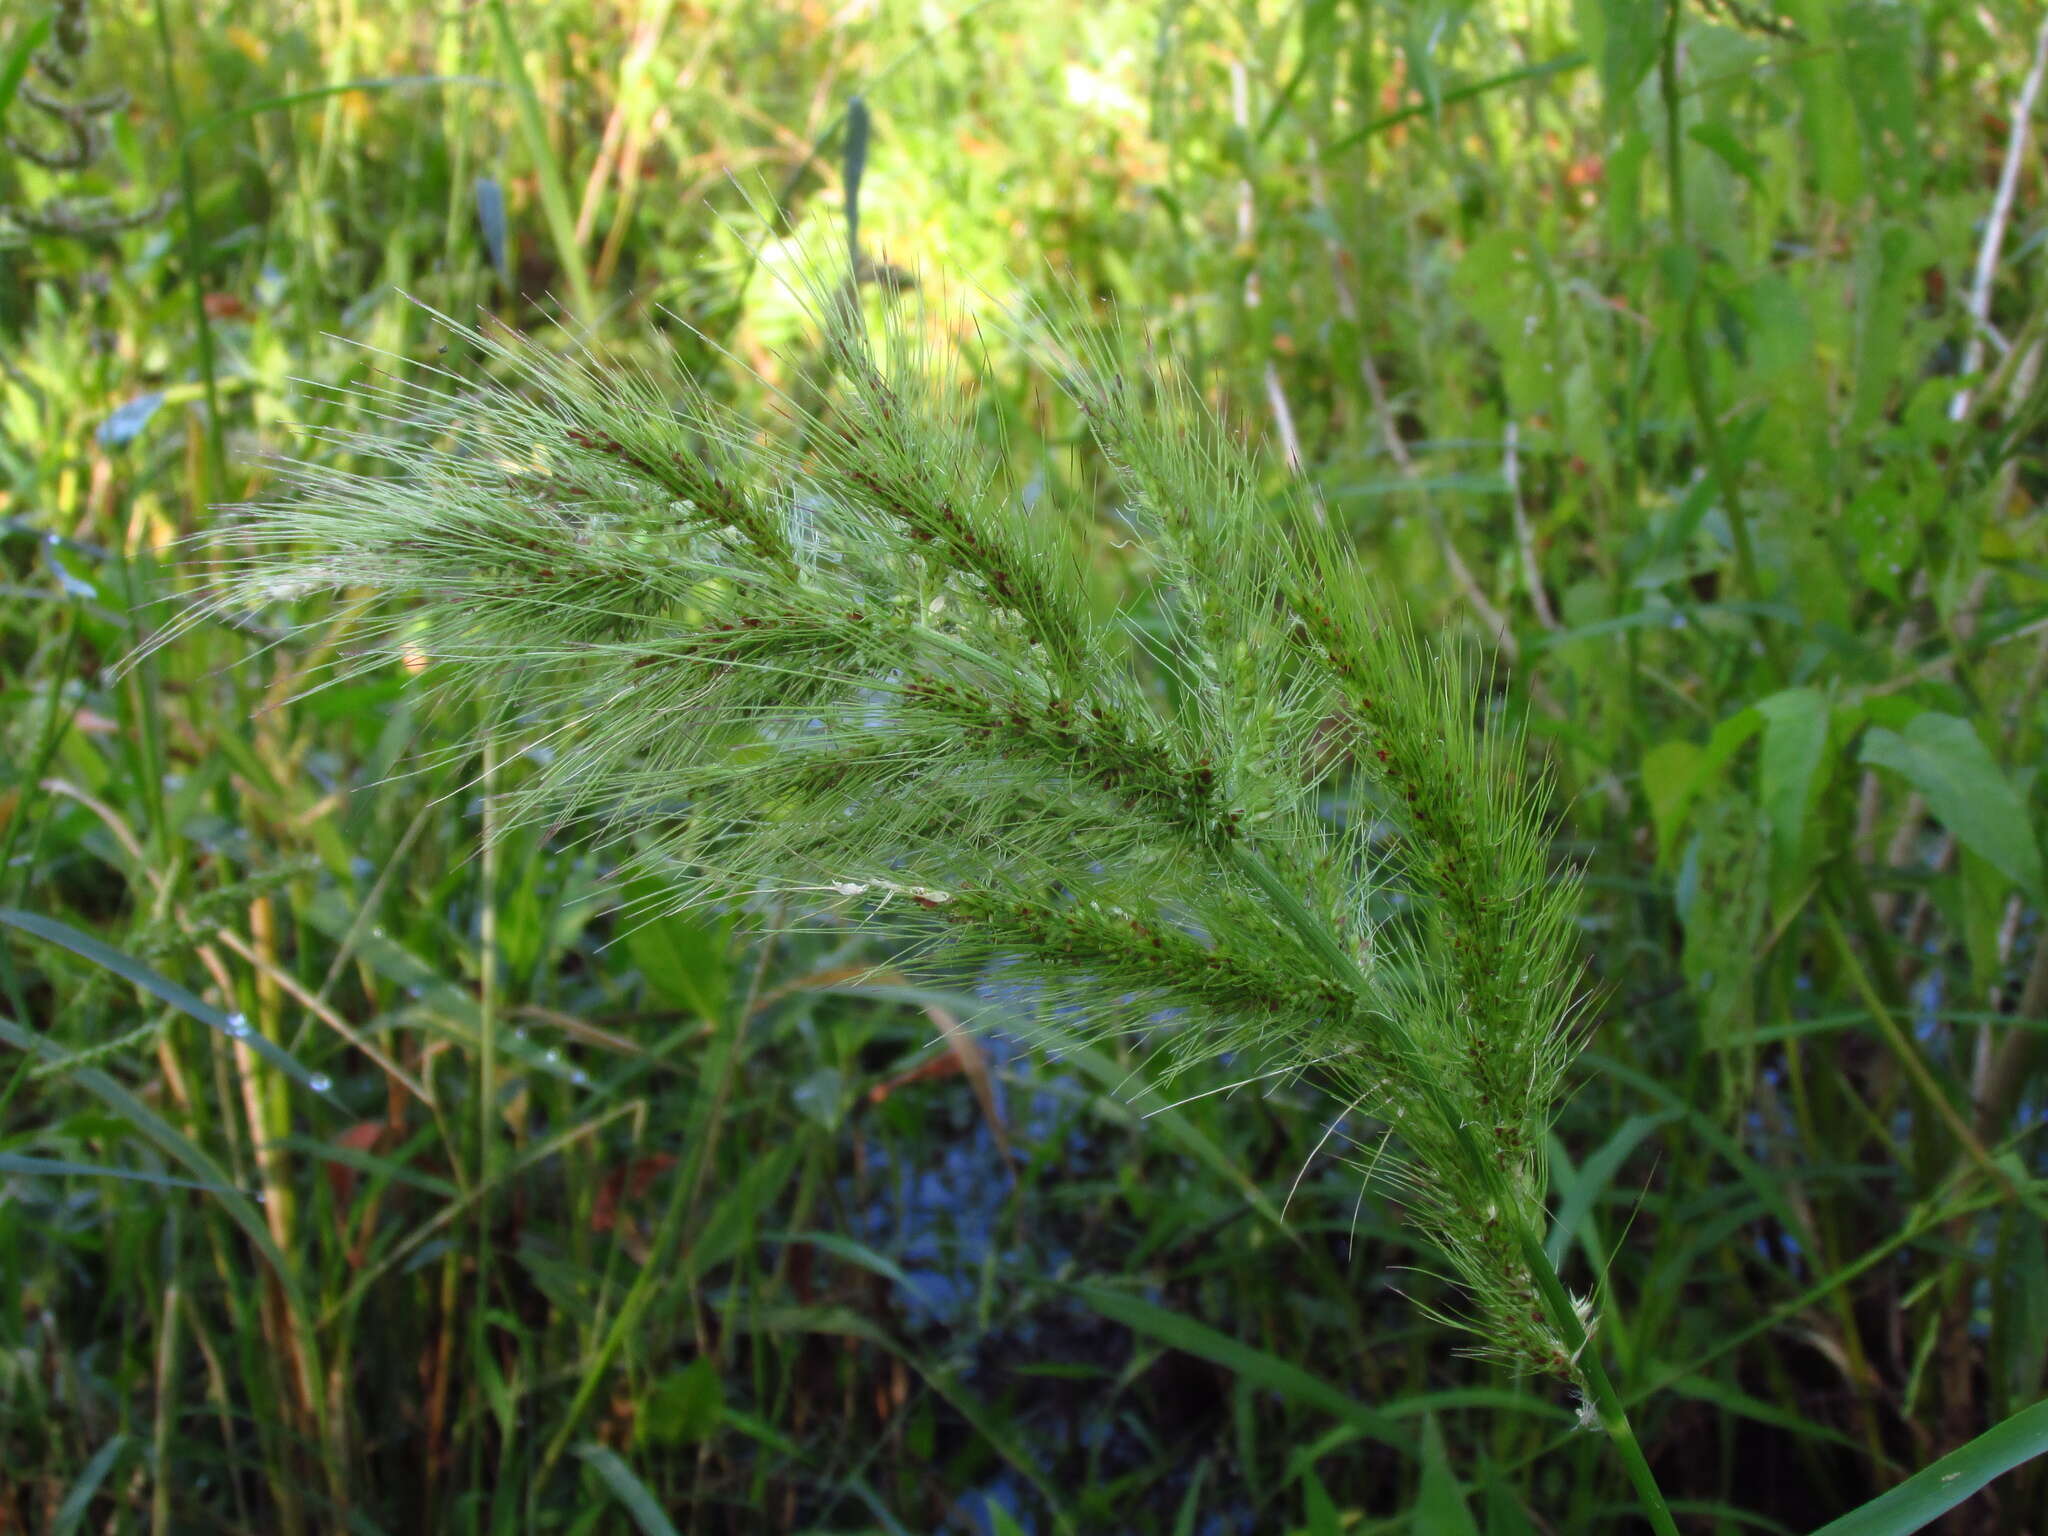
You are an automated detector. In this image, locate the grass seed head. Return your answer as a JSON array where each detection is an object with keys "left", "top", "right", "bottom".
[{"left": 178, "top": 282, "right": 1593, "bottom": 1393}]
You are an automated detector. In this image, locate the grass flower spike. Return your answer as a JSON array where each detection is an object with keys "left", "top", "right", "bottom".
[{"left": 180, "top": 283, "right": 1663, "bottom": 1512}]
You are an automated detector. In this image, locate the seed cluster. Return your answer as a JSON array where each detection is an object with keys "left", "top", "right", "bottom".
[
  {"left": 1292, "top": 598, "right": 1543, "bottom": 1132},
  {"left": 563, "top": 423, "right": 794, "bottom": 573},
  {"left": 934, "top": 887, "right": 1351, "bottom": 1026},
  {"left": 900, "top": 675, "right": 1235, "bottom": 842},
  {"left": 209, "top": 292, "right": 1591, "bottom": 1394}
]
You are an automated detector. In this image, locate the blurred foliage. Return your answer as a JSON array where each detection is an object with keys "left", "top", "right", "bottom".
[{"left": 2, "top": 0, "right": 2048, "bottom": 1532}]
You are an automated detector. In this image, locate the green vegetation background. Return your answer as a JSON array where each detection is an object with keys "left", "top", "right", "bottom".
[{"left": 3, "top": 0, "right": 2047, "bottom": 1532}]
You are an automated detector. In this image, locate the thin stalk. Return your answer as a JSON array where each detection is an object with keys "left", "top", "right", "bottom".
[
  {"left": 150, "top": 1234, "right": 180, "bottom": 1536},
  {"left": 1659, "top": 1, "right": 1762, "bottom": 611},
  {"left": 478, "top": 735, "right": 502, "bottom": 1184},
  {"left": 1226, "top": 846, "right": 1680, "bottom": 1536},
  {"left": 1510, "top": 1219, "right": 1677, "bottom": 1536},
  {"left": 0, "top": 604, "right": 80, "bottom": 906},
  {"left": 148, "top": 0, "right": 227, "bottom": 507},
  {"left": 1821, "top": 905, "right": 2023, "bottom": 1207},
  {"left": 535, "top": 911, "right": 780, "bottom": 1485},
  {"left": 486, "top": 0, "right": 596, "bottom": 328},
  {"left": 473, "top": 734, "right": 502, "bottom": 1534}
]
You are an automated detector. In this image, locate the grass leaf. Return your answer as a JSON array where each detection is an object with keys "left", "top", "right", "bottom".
[
  {"left": 1414, "top": 1413, "right": 1481, "bottom": 1536},
  {"left": 1808, "top": 1397, "right": 2048, "bottom": 1536},
  {"left": 1070, "top": 1282, "right": 1412, "bottom": 1453},
  {"left": 0, "top": 12, "right": 52, "bottom": 123},
  {"left": 573, "top": 1443, "right": 682, "bottom": 1536},
  {"left": 52, "top": 1433, "right": 132, "bottom": 1536},
  {"left": 0, "top": 908, "right": 328, "bottom": 1095}
]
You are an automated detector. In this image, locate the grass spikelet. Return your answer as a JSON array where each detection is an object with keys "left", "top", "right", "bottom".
[{"left": 166, "top": 280, "right": 1607, "bottom": 1406}]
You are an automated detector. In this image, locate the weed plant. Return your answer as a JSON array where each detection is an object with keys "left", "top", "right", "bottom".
[
  {"left": 181, "top": 274, "right": 1663, "bottom": 1490},
  {"left": 6, "top": 0, "right": 2048, "bottom": 1532}
]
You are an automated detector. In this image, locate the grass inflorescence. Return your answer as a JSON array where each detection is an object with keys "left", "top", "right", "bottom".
[
  {"left": 12, "top": 1, "right": 2048, "bottom": 1529},
  {"left": 183, "top": 283, "right": 1605, "bottom": 1411}
]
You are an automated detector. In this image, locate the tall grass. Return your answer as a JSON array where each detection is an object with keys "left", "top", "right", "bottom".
[{"left": 4, "top": 1, "right": 2048, "bottom": 1532}]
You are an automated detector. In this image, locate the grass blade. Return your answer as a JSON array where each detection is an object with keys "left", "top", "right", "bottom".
[
  {"left": 0, "top": 1150, "right": 247, "bottom": 1196},
  {"left": 573, "top": 1444, "right": 681, "bottom": 1536},
  {"left": 1325, "top": 51, "right": 1589, "bottom": 155},
  {"left": 1808, "top": 1397, "right": 2048, "bottom": 1536},
  {"left": 0, "top": 1014, "right": 284, "bottom": 1274},
  {"left": 0, "top": 908, "right": 329, "bottom": 1097},
  {"left": 1069, "top": 1282, "right": 1412, "bottom": 1454},
  {"left": 52, "top": 1433, "right": 132, "bottom": 1536},
  {"left": 1414, "top": 1413, "right": 1481, "bottom": 1536},
  {"left": 485, "top": 0, "right": 596, "bottom": 325},
  {"left": 0, "top": 12, "right": 52, "bottom": 122},
  {"left": 182, "top": 75, "right": 499, "bottom": 144}
]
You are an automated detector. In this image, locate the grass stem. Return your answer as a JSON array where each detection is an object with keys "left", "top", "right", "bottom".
[
  {"left": 1659, "top": 0, "right": 1762, "bottom": 612},
  {"left": 1228, "top": 844, "right": 1680, "bottom": 1531},
  {"left": 148, "top": 0, "right": 228, "bottom": 507}
]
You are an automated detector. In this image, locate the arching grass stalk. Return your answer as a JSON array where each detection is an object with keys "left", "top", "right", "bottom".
[{"left": 167, "top": 281, "right": 1674, "bottom": 1527}]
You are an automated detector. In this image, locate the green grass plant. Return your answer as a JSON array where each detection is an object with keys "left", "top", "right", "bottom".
[
  {"left": 6, "top": 0, "right": 2048, "bottom": 1531},
  {"left": 177, "top": 273, "right": 1667, "bottom": 1514}
]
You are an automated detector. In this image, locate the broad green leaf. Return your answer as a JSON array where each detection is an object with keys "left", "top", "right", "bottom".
[
  {"left": 1738, "top": 273, "right": 1816, "bottom": 389},
  {"left": 1453, "top": 230, "right": 1551, "bottom": 417},
  {"left": 1808, "top": 1397, "right": 2048, "bottom": 1536},
  {"left": 1707, "top": 705, "right": 1766, "bottom": 770},
  {"left": 1861, "top": 714, "right": 2043, "bottom": 902},
  {"left": 1415, "top": 1413, "right": 1482, "bottom": 1536},
  {"left": 1070, "top": 1282, "right": 1412, "bottom": 1454},
  {"left": 1606, "top": 125, "right": 1649, "bottom": 247},
  {"left": 638, "top": 1358, "right": 725, "bottom": 1448},
  {"left": 1642, "top": 740, "right": 1705, "bottom": 865},
  {"left": 1586, "top": 0, "right": 1660, "bottom": 118},
  {"left": 679, "top": 1140, "right": 800, "bottom": 1284},
  {"left": 1757, "top": 688, "right": 1832, "bottom": 895},
  {"left": 620, "top": 882, "right": 733, "bottom": 1020},
  {"left": 1848, "top": 479, "right": 1923, "bottom": 603},
  {"left": 1843, "top": 0, "right": 1921, "bottom": 211},
  {"left": 1958, "top": 848, "right": 2010, "bottom": 995},
  {"left": 1676, "top": 801, "right": 1769, "bottom": 1076},
  {"left": 1850, "top": 222, "right": 1929, "bottom": 432},
  {"left": 574, "top": 1443, "right": 681, "bottom": 1536},
  {"left": 1783, "top": 0, "right": 1860, "bottom": 203},
  {"left": 1688, "top": 121, "right": 1765, "bottom": 190},
  {"left": 1480, "top": 1460, "right": 1539, "bottom": 1536}
]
